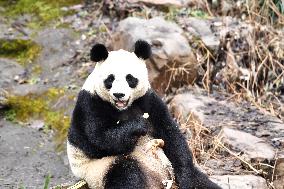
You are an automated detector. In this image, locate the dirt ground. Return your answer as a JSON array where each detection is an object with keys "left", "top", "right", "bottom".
[{"left": 0, "top": 119, "right": 75, "bottom": 189}]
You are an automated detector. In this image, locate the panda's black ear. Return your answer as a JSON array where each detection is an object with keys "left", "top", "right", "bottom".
[
  {"left": 134, "top": 40, "right": 152, "bottom": 60},
  {"left": 90, "top": 44, "right": 108, "bottom": 62}
]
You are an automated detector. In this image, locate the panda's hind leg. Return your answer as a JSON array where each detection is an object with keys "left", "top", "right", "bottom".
[{"left": 104, "top": 156, "right": 147, "bottom": 189}]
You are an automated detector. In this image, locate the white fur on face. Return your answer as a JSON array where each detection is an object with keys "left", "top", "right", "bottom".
[{"left": 82, "top": 49, "right": 150, "bottom": 110}]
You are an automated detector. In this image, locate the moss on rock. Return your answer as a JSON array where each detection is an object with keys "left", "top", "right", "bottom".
[
  {"left": 0, "top": 0, "right": 83, "bottom": 28},
  {"left": 5, "top": 88, "right": 72, "bottom": 146},
  {"left": 0, "top": 38, "right": 41, "bottom": 66}
]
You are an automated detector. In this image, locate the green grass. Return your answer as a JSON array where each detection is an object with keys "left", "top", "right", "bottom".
[
  {"left": 0, "top": 38, "right": 41, "bottom": 66},
  {"left": 259, "top": 0, "right": 284, "bottom": 25},
  {"left": 19, "top": 185, "right": 26, "bottom": 189},
  {"left": 4, "top": 109, "right": 17, "bottom": 122},
  {"left": 0, "top": 0, "right": 83, "bottom": 28},
  {"left": 17, "top": 174, "right": 51, "bottom": 189},
  {"left": 165, "top": 7, "right": 209, "bottom": 21},
  {"left": 43, "top": 174, "right": 51, "bottom": 189},
  {"left": 190, "top": 9, "right": 208, "bottom": 18},
  {"left": 4, "top": 88, "right": 73, "bottom": 146}
]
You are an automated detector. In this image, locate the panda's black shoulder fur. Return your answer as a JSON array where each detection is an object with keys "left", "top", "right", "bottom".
[{"left": 68, "top": 89, "right": 221, "bottom": 189}]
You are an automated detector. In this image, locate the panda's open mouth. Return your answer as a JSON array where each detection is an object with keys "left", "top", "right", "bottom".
[{"left": 114, "top": 100, "right": 129, "bottom": 108}]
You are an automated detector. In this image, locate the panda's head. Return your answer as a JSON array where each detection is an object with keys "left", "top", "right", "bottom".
[{"left": 82, "top": 40, "right": 152, "bottom": 111}]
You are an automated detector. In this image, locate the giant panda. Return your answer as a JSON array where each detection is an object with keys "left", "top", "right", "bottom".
[{"left": 67, "top": 40, "right": 221, "bottom": 189}]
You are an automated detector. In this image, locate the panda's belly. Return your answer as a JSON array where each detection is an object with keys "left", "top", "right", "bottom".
[
  {"left": 67, "top": 141, "right": 115, "bottom": 189},
  {"left": 67, "top": 136, "right": 174, "bottom": 189}
]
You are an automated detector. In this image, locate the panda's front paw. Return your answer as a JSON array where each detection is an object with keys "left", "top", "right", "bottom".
[
  {"left": 131, "top": 127, "right": 147, "bottom": 137},
  {"left": 128, "top": 117, "right": 148, "bottom": 137}
]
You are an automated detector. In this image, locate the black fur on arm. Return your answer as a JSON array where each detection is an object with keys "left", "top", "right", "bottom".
[
  {"left": 85, "top": 119, "right": 147, "bottom": 158},
  {"left": 68, "top": 90, "right": 147, "bottom": 159},
  {"left": 140, "top": 90, "right": 221, "bottom": 189}
]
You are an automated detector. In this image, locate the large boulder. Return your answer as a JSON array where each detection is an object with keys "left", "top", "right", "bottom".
[
  {"left": 182, "top": 17, "right": 220, "bottom": 50},
  {"left": 170, "top": 92, "right": 215, "bottom": 124},
  {"left": 34, "top": 28, "right": 81, "bottom": 74},
  {"left": 221, "top": 127, "right": 275, "bottom": 161},
  {"left": 210, "top": 175, "right": 268, "bottom": 189},
  {"left": 112, "top": 17, "right": 197, "bottom": 94},
  {"left": 178, "top": 16, "right": 247, "bottom": 51}
]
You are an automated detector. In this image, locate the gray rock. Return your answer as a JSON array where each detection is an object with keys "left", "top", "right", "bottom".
[
  {"left": 0, "top": 21, "right": 24, "bottom": 39},
  {"left": 34, "top": 28, "right": 81, "bottom": 74},
  {"left": 29, "top": 120, "right": 45, "bottom": 130},
  {"left": 170, "top": 92, "right": 215, "bottom": 123},
  {"left": 269, "top": 121, "right": 284, "bottom": 135},
  {"left": 221, "top": 127, "right": 275, "bottom": 161},
  {"left": 185, "top": 17, "right": 220, "bottom": 49},
  {"left": 210, "top": 175, "right": 268, "bottom": 189},
  {"left": 9, "top": 83, "right": 48, "bottom": 96},
  {"left": 32, "top": 28, "right": 86, "bottom": 89},
  {"left": 272, "top": 137, "right": 284, "bottom": 148},
  {"left": 0, "top": 58, "right": 25, "bottom": 88},
  {"left": 178, "top": 16, "right": 245, "bottom": 51},
  {"left": 112, "top": 17, "right": 197, "bottom": 94}
]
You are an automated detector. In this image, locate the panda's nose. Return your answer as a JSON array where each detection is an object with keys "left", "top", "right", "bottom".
[{"left": 113, "top": 93, "right": 125, "bottom": 99}]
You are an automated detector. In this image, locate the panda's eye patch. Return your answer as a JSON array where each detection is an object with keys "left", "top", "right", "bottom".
[
  {"left": 126, "top": 74, "right": 138, "bottom": 88},
  {"left": 104, "top": 74, "right": 115, "bottom": 89}
]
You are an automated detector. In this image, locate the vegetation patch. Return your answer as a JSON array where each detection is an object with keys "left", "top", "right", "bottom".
[
  {"left": 4, "top": 88, "right": 73, "bottom": 146},
  {"left": 165, "top": 7, "right": 209, "bottom": 21},
  {"left": 209, "top": 0, "right": 284, "bottom": 26},
  {"left": 0, "top": 0, "right": 83, "bottom": 28},
  {"left": 250, "top": 0, "right": 284, "bottom": 26},
  {"left": 0, "top": 38, "right": 41, "bottom": 66}
]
